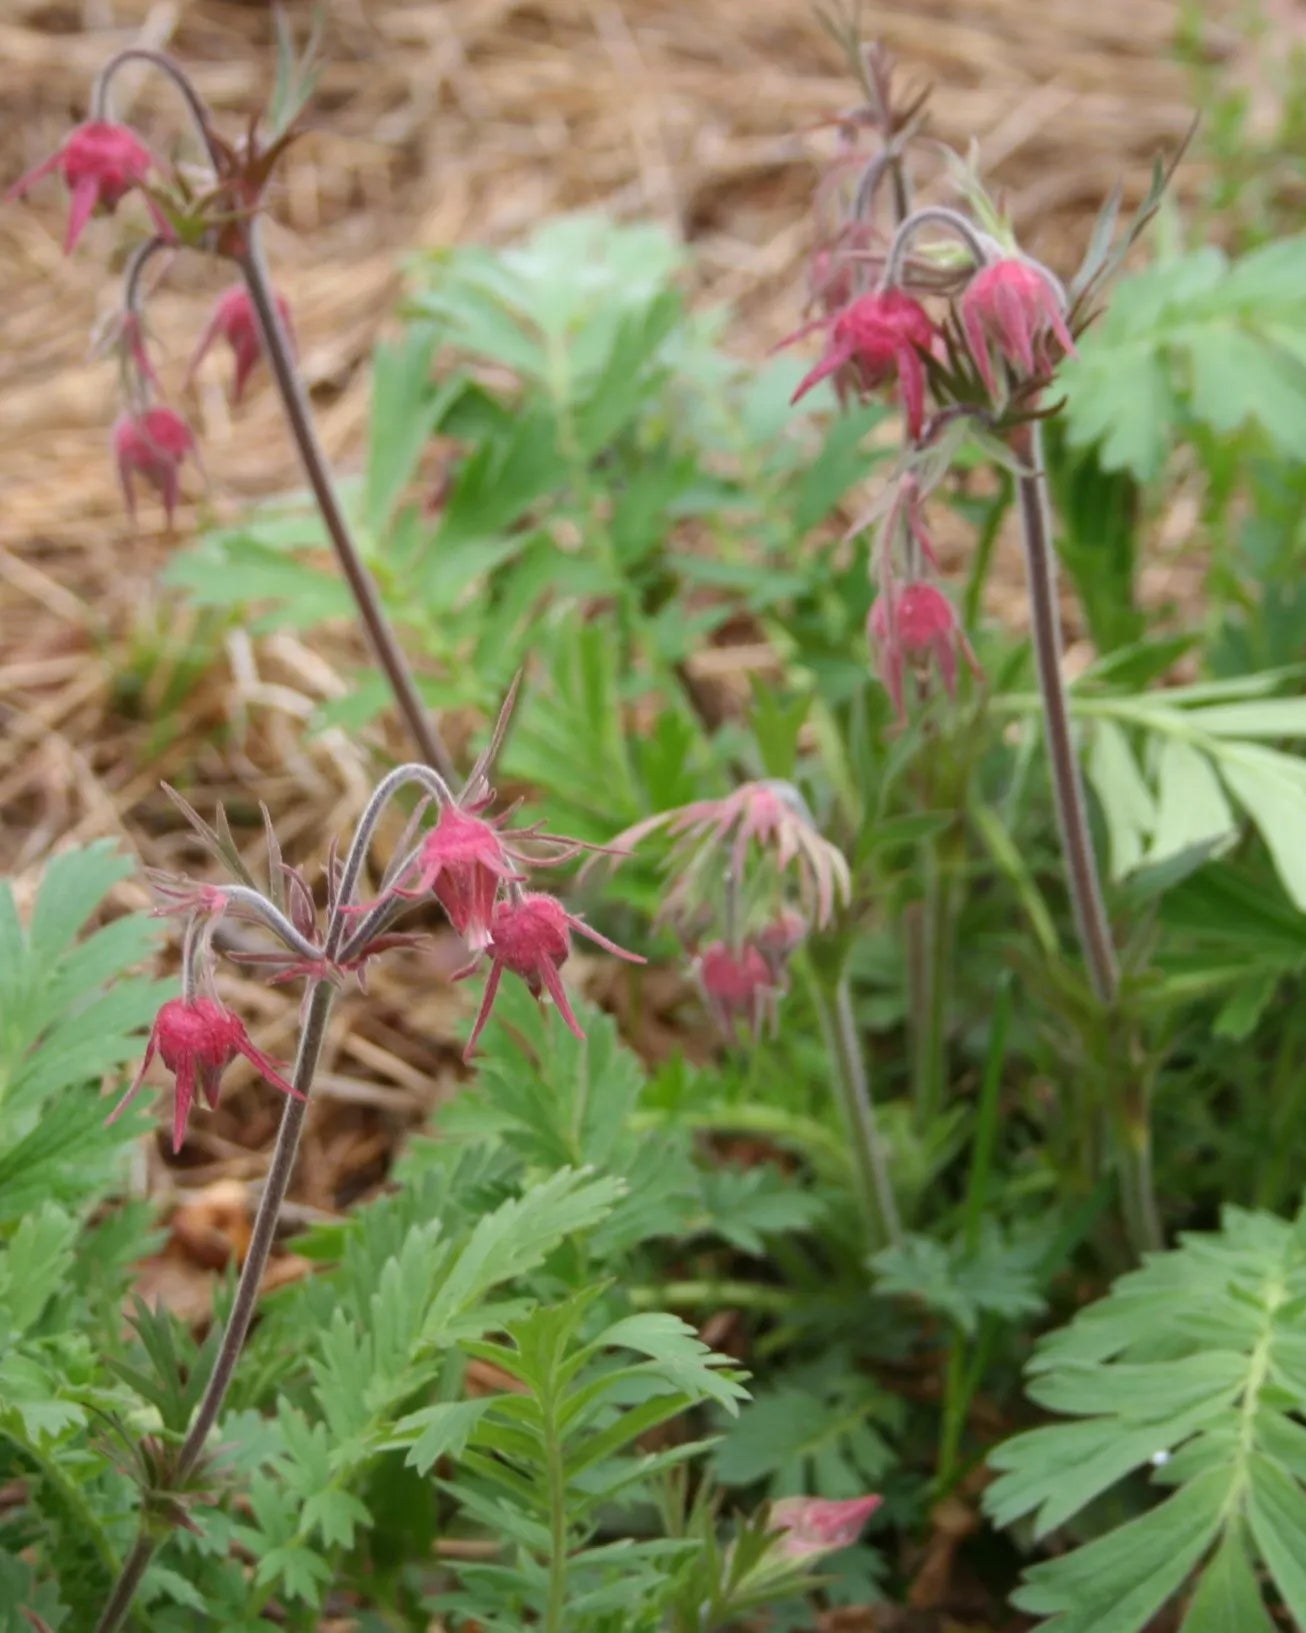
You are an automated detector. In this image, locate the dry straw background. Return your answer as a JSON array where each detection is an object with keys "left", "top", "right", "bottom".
[{"left": 0, "top": 0, "right": 1261, "bottom": 1278}]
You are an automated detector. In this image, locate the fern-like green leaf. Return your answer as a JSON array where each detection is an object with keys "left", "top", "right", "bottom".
[{"left": 988, "top": 1207, "right": 1306, "bottom": 1631}]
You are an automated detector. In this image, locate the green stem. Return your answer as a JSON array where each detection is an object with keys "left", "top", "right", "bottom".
[
  {"left": 910, "top": 847, "right": 953, "bottom": 1128},
  {"left": 810, "top": 970, "right": 902, "bottom": 1250},
  {"left": 543, "top": 1386, "right": 568, "bottom": 1633},
  {"left": 627, "top": 1280, "right": 796, "bottom": 1314},
  {"left": 937, "top": 979, "right": 1011, "bottom": 1493}
]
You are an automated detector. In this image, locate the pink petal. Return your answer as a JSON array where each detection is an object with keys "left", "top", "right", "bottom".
[
  {"left": 234, "top": 1036, "right": 304, "bottom": 1101},
  {"left": 105, "top": 1032, "right": 158, "bottom": 1124},
  {"left": 790, "top": 342, "right": 855, "bottom": 405},
  {"left": 897, "top": 346, "right": 927, "bottom": 441},
  {"left": 962, "top": 296, "right": 997, "bottom": 396},
  {"left": 538, "top": 958, "right": 586, "bottom": 1040},
  {"left": 995, "top": 277, "right": 1036, "bottom": 376},
  {"left": 63, "top": 175, "right": 100, "bottom": 254},
  {"left": 172, "top": 1061, "right": 198, "bottom": 1154},
  {"left": 568, "top": 914, "right": 646, "bottom": 964},
  {"left": 462, "top": 962, "right": 504, "bottom": 1061},
  {"left": 5, "top": 148, "right": 65, "bottom": 203}
]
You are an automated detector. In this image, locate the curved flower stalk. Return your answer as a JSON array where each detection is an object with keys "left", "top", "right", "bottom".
[
  {"left": 5, "top": 37, "right": 454, "bottom": 779},
  {"left": 784, "top": 32, "right": 1183, "bottom": 1251},
  {"left": 91, "top": 729, "right": 641, "bottom": 1633}
]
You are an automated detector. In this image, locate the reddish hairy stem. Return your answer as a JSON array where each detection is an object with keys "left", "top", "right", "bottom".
[
  {"left": 1009, "top": 420, "right": 1117, "bottom": 1004},
  {"left": 237, "top": 227, "right": 455, "bottom": 780},
  {"left": 1011, "top": 420, "right": 1161, "bottom": 1253}
]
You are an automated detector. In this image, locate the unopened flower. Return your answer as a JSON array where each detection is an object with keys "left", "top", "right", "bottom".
[
  {"left": 785, "top": 288, "right": 936, "bottom": 437},
  {"left": 696, "top": 940, "right": 779, "bottom": 1037},
  {"left": 108, "top": 995, "right": 302, "bottom": 1153},
  {"left": 349, "top": 803, "right": 529, "bottom": 950},
  {"left": 753, "top": 907, "right": 808, "bottom": 981},
  {"left": 960, "top": 257, "right": 1077, "bottom": 397},
  {"left": 459, "top": 891, "right": 644, "bottom": 1060},
  {"left": 7, "top": 120, "right": 156, "bottom": 253},
  {"left": 189, "top": 284, "right": 294, "bottom": 403},
  {"left": 869, "top": 581, "right": 981, "bottom": 720},
  {"left": 609, "top": 782, "right": 851, "bottom": 930},
  {"left": 112, "top": 406, "right": 197, "bottom": 528},
  {"left": 768, "top": 1494, "right": 883, "bottom": 1562}
]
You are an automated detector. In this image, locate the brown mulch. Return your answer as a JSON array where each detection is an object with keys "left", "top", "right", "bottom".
[{"left": 0, "top": 0, "right": 1263, "bottom": 1296}]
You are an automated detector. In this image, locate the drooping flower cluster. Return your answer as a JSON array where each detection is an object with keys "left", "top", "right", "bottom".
[
  {"left": 114, "top": 734, "right": 645, "bottom": 1148},
  {"left": 108, "top": 995, "right": 302, "bottom": 1154},
  {"left": 606, "top": 781, "right": 851, "bottom": 1042},
  {"left": 7, "top": 120, "right": 159, "bottom": 252},
  {"left": 778, "top": 41, "right": 1131, "bottom": 723},
  {"left": 8, "top": 107, "right": 296, "bottom": 528}
]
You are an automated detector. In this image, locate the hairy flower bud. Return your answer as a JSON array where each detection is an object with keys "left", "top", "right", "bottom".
[
  {"left": 7, "top": 120, "right": 156, "bottom": 253},
  {"left": 787, "top": 288, "right": 936, "bottom": 437},
  {"left": 767, "top": 1494, "right": 882, "bottom": 1562},
  {"left": 960, "top": 257, "right": 1077, "bottom": 397},
  {"left": 112, "top": 406, "right": 197, "bottom": 528},
  {"left": 869, "top": 581, "right": 980, "bottom": 720},
  {"left": 189, "top": 284, "right": 294, "bottom": 403},
  {"left": 459, "top": 891, "right": 644, "bottom": 1060},
  {"left": 108, "top": 995, "right": 302, "bottom": 1153},
  {"left": 696, "top": 940, "right": 779, "bottom": 1037}
]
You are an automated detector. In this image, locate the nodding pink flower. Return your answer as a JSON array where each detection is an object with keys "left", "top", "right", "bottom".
[
  {"left": 112, "top": 406, "right": 197, "bottom": 528},
  {"left": 767, "top": 1494, "right": 883, "bottom": 1562},
  {"left": 189, "top": 284, "right": 294, "bottom": 403},
  {"left": 108, "top": 996, "right": 303, "bottom": 1154},
  {"left": 785, "top": 288, "right": 936, "bottom": 437},
  {"left": 459, "top": 891, "right": 644, "bottom": 1060},
  {"left": 869, "top": 582, "right": 981, "bottom": 721},
  {"left": 7, "top": 121, "right": 156, "bottom": 253},
  {"left": 608, "top": 782, "right": 850, "bottom": 931},
  {"left": 753, "top": 907, "right": 808, "bottom": 982},
  {"left": 696, "top": 940, "right": 779, "bottom": 1037},
  {"left": 960, "top": 257, "right": 1077, "bottom": 397},
  {"left": 348, "top": 803, "right": 528, "bottom": 951}
]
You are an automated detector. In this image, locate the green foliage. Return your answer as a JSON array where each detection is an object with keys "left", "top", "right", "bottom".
[
  {"left": 988, "top": 1208, "right": 1306, "bottom": 1632},
  {"left": 0, "top": 845, "right": 170, "bottom": 1627},
  {"left": 1062, "top": 236, "right": 1306, "bottom": 481}
]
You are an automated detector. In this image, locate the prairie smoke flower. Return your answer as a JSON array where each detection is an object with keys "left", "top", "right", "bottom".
[
  {"left": 349, "top": 803, "right": 532, "bottom": 950},
  {"left": 785, "top": 288, "right": 935, "bottom": 437},
  {"left": 869, "top": 581, "right": 980, "bottom": 721},
  {"left": 960, "top": 257, "right": 1077, "bottom": 397},
  {"left": 753, "top": 906, "right": 808, "bottom": 981},
  {"left": 7, "top": 120, "right": 156, "bottom": 253},
  {"left": 696, "top": 940, "right": 779, "bottom": 1038},
  {"left": 189, "top": 284, "right": 294, "bottom": 403},
  {"left": 108, "top": 996, "right": 302, "bottom": 1153},
  {"left": 768, "top": 1494, "right": 883, "bottom": 1562},
  {"left": 112, "top": 405, "right": 197, "bottom": 527},
  {"left": 459, "top": 891, "right": 644, "bottom": 1060},
  {"left": 609, "top": 781, "right": 851, "bottom": 930}
]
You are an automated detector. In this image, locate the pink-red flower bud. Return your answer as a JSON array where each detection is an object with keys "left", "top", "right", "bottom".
[
  {"left": 869, "top": 581, "right": 980, "bottom": 721},
  {"left": 767, "top": 1494, "right": 882, "bottom": 1562},
  {"left": 787, "top": 288, "right": 936, "bottom": 437},
  {"left": 7, "top": 121, "right": 155, "bottom": 253},
  {"left": 459, "top": 891, "right": 644, "bottom": 1060},
  {"left": 960, "top": 257, "right": 1077, "bottom": 397},
  {"left": 696, "top": 940, "right": 778, "bottom": 1037},
  {"left": 112, "top": 406, "right": 197, "bottom": 529},
  {"left": 189, "top": 284, "right": 294, "bottom": 403},
  {"left": 108, "top": 995, "right": 302, "bottom": 1153}
]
